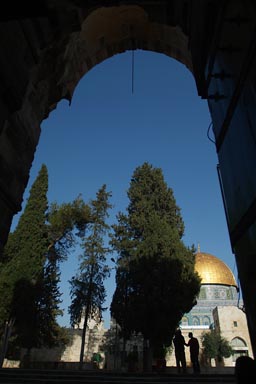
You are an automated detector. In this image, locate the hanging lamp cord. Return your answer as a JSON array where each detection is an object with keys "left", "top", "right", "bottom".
[{"left": 132, "top": 50, "right": 134, "bottom": 94}]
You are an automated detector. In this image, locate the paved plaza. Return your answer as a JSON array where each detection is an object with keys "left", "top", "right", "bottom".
[{"left": 0, "top": 368, "right": 236, "bottom": 384}]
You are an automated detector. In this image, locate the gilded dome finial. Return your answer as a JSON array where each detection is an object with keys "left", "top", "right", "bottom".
[{"left": 197, "top": 243, "right": 200, "bottom": 253}]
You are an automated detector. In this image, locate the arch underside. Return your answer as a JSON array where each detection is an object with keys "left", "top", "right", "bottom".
[{"left": 45, "top": 5, "right": 193, "bottom": 113}]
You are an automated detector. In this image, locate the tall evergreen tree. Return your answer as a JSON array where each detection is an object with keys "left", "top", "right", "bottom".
[
  {"left": 68, "top": 184, "right": 112, "bottom": 369},
  {"left": 0, "top": 164, "right": 49, "bottom": 338},
  {"left": 0, "top": 165, "right": 91, "bottom": 362},
  {"left": 110, "top": 162, "right": 201, "bottom": 361}
]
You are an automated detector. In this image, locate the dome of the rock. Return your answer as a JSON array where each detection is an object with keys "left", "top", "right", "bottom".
[{"left": 195, "top": 252, "right": 237, "bottom": 287}]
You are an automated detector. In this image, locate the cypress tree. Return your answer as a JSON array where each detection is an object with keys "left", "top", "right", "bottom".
[
  {"left": 0, "top": 164, "right": 49, "bottom": 356},
  {"left": 110, "top": 162, "right": 201, "bottom": 361},
  {"left": 0, "top": 165, "right": 91, "bottom": 361}
]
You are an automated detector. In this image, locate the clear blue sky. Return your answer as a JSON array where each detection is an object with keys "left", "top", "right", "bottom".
[{"left": 11, "top": 50, "right": 238, "bottom": 328}]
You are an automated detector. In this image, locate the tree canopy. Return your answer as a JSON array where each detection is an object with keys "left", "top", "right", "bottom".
[
  {"left": 110, "top": 162, "right": 201, "bottom": 356},
  {"left": 201, "top": 329, "right": 233, "bottom": 364},
  {"left": 0, "top": 164, "right": 91, "bottom": 357},
  {"left": 68, "top": 184, "right": 112, "bottom": 368}
]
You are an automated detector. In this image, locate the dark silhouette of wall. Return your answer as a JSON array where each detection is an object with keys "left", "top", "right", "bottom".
[{"left": 0, "top": 0, "right": 256, "bottom": 358}]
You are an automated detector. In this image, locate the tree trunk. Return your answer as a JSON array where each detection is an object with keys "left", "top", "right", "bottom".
[
  {"left": 121, "top": 337, "right": 127, "bottom": 370},
  {"left": 143, "top": 339, "right": 153, "bottom": 372},
  {"left": 79, "top": 304, "right": 91, "bottom": 370},
  {"left": 0, "top": 318, "right": 14, "bottom": 368},
  {"left": 79, "top": 262, "right": 95, "bottom": 370}
]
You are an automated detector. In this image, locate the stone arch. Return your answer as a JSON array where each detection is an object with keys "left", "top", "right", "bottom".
[
  {"left": 1, "top": 2, "right": 196, "bottom": 245},
  {"left": 35, "top": 5, "right": 193, "bottom": 117},
  {"left": 231, "top": 337, "right": 250, "bottom": 362},
  {"left": 181, "top": 316, "right": 189, "bottom": 326},
  {"left": 202, "top": 316, "right": 211, "bottom": 326},
  {"left": 192, "top": 316, "right": 200, "bottom": 326},
  {"left": 1, "top": 0, "right": 256, "bottom": 359},
  {"left": 231, "top": 337, "right": 247, "bottom": 348},
  {"left": 59, "top": 5, "right": 193, "bottom": 102},
  {"left": 0, "top": 3, "right": 193, "bottom": 228}
]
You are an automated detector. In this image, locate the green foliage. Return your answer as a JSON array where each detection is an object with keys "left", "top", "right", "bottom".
[
  {"left": 47, "top": 194, "right": 91, "bottom": 260},
  {"left": 68, "top": 185, "right": 112, "bottom": 367},
  {"left": 110, "top": 162, "right": 201, "bottom": 355},
  {"left": 201, "top": 329, "right": 233, "bottom": 363},
  {"left": 0, "top": 164, "right": 49, "bottom": 345},
  {"left": 69, "top": 184, "right": 112, "bottom": 327},
  {"left": 0, "top": 164, "right": 91, "bottom": 356}
]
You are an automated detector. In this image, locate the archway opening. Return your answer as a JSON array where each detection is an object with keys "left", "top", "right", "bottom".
[{"left": 12, "top": 49, "right": 235, "bottom": 329}]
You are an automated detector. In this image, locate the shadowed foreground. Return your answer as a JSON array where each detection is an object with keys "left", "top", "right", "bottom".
[{"left": 0, "top": 368, "right": 236, "bottom": 384}]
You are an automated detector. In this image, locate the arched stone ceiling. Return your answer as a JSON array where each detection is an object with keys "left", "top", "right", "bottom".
[{"left": 53, "top": 5, "right": 193, "bottom": 106}]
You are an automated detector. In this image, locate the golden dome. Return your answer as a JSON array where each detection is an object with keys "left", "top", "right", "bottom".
[{"left": 195, "top": 252, "right": 237, "bottom": 287}]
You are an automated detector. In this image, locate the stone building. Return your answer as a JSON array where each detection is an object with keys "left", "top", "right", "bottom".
[
  {"left": 166, "top": 250, "right": 253, "bottom": 368},
  {"left": 60, "top": 249, "right": 252, "bottom": 370},
  {"left": 4, "top": 249, "right": 252, "bottom": 370},
  {"left": 8, "top": 314, "right": 108, "bottom": 369}
]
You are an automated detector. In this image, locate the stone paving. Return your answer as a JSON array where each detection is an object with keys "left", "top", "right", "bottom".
[{"left": 0, "top": 368, "right": 236, "bottom": 384}]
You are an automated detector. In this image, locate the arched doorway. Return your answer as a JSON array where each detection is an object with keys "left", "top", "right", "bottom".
[
  {"left": 231, "top": 337, "right": 250, "bottom": 363},
  {"left": 21, "top": 50, "right": 222, "bottom": 330},
  {"left": 0, "top": 1, "right": 256, "bottom": 357}
]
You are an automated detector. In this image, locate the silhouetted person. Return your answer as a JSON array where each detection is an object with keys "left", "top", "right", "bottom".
[
  {"left": 127, "top": 345, "right": 139, "bottom": 372},
  {"left": 235, "top": 355, "right": 256, "bottom": 383},
  {"left": 185, "top": 332, "right": 200, "bottom": 374},
  {"left": 173, "top": 329, "right": 187, "bottom": 373}
]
